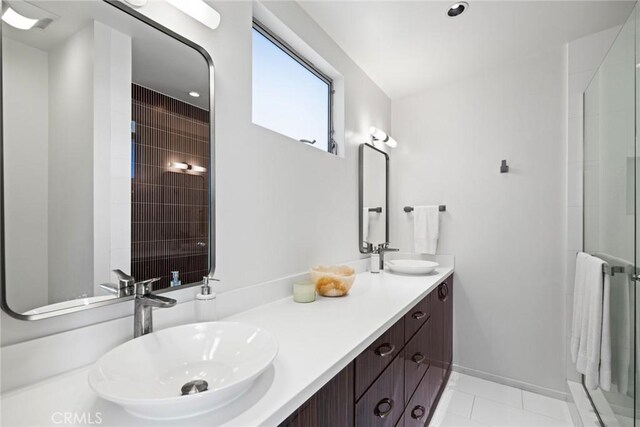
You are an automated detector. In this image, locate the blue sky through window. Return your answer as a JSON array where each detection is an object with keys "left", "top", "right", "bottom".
[{"left": 252, "top": 27, "right": 330, "bottom": 152}]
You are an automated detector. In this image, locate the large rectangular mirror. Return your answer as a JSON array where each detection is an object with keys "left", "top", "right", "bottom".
[
  {"left": 359, "top": 143, "right": 388, "bottom": 253},
  {"left": 1, "top": 0, "right": 214, "bottom": 319}
]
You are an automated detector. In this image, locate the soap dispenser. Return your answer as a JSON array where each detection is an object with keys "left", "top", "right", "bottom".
[
  {"left": 370, "top": 249, "right": 380, "bottom": 274},
  {"left": 195, "top": 276, "right": 218, "bottom": 322}
]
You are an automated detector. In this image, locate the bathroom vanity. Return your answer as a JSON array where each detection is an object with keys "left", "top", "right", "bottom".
[
  {"left": 279, "top": 273, "right": 453, "bottom": 427},
  {"left": 0, "top": 263, "right": 453, "bottom": 426}
]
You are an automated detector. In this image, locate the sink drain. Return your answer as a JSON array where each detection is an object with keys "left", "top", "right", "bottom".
[{"left": 181, "top": 379, "right": 209, "bottom": 395}]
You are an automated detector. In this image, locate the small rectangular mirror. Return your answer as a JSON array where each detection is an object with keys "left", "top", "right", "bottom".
[
  {"left": 359, "top": 143, "right": 389, "bottom": 253},
  {"left": 1, "top": 0, "right": 214, "bottom": 319}
]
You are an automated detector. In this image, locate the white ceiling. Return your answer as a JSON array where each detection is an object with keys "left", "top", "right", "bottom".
[{"left": 299, "top": 0, "right": 636, "bottom": 99}]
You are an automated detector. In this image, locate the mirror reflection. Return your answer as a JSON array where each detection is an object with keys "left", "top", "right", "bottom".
[
  {"left": 359, "top": 143, "right": 388, "bottom": 252},
  {"left": 2, "top": 0, "right": 212, "bottom": 316}
]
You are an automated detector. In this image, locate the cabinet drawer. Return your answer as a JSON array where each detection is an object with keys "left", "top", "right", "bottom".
[
  {"left": 355, "top": 354, "right": 404, "bottom": 427},
  {"left": 356, "top": 318, "right": 404, "bottom": 399},
  {"left": 404, "top": 317, "right": 432, "bottom": 402},
  {"left": 404, "top": 293, "right": 431, "bottom": 341},
  {"left": 402, "top": 368, "right": 432, "bottom": 427}
]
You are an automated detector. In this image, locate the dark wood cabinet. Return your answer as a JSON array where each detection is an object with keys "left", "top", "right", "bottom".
[
  {"left": 278, "top": 363, "right": 354, "bottom": 427},
  {"left": 279, "top": 273, "right": 454, "bottom": 427},
  {"left": 355, "top": 318, "right": 405, "bottom": 400},
  {"left": 355, "top": 354, "right": 404, "bottom": 427}
]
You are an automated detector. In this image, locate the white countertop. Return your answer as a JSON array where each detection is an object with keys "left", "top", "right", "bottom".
[{"left": 1, "top": 266, "right": 453, "bottom": 427}]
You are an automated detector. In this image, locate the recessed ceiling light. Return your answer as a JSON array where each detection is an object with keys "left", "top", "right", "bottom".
[
  {"left": 189, "top": 91, "right": 200, "bottom": 98},
  {"left": 447, "top": 2, "right": 468, "bottom": 18}
]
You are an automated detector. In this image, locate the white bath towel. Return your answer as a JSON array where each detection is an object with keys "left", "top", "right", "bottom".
[
  {"left": 413, "top": 206, "right": 439, "bottom": 255},
  {"left": 595, "top": 253, "right": 633, "bottom": 396},
  {"left": 571, "top": 252, "right": 590, "bottom": 363},
  {"left": 575, "top": 255, "right": 611, "bottom": 391}
]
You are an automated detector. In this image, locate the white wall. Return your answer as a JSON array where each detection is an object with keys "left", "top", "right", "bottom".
[
  {"left": 0, "top": 0, "right": 390, "bottom": 345},
  {"left": 92, "top": 22, "right": 132, "bottom": 293},
  {"left": 390, "top": 47, "right": 567, "bottom": 394},
  {"left": 2, "top": 38, "right": 49, "bottom": 313},
  {"left": 48, "top": 24, "right": 95, "bottom": 303}
]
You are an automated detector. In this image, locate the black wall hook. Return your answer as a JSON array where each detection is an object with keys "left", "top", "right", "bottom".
[{"left": 500, "top": 160, "right": 509, "bottom": 173}]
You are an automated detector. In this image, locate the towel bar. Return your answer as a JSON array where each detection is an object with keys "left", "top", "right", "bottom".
[
  {"left": 404, "top": 205, "right": 446, "bottom": 213},
  {"left": 589, "top": 252, "right": 639, "bottom": 278}
]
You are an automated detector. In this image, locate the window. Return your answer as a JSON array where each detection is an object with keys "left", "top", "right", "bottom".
[{"left": 252, "top": 20, "right": 335, "bottom": 154}]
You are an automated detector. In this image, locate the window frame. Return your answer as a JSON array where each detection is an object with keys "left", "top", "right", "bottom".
[{"left": 252, "top": 19, "right": 336, "bottom": 154}]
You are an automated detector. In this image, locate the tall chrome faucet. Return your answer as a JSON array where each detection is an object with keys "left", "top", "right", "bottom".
[
  {"left": 101, "top": 270, "right": 177, "bottom": 338},
  {"left": 377, "top": 243, "right": 399, "bottom": 270}
]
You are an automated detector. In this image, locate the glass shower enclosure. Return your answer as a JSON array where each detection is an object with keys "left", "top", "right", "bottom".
[{"left": 582, "top": 4, "right": 639, "bottom": 425}]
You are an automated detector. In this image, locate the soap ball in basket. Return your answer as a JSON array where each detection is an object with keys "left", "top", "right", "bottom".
[{"left": 310, "top": 265, "right": 356, "bottom": 297}]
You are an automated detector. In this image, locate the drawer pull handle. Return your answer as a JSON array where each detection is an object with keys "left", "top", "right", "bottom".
[
  {"left": 374, "top": 343, "right": 396, "bottom": 357},
  {"left": 412, "top": 311, "right": 426, "bottom": 320},
  {"left": 411, "top": 352, "right": 426, "bottom": 364},
  {"left": 438, "top": 283, "right": 449, "bottom": 301},
  {"left": 373, "top": 398, "right": 394, "bottom": 418},
  {"left": 411, "top": 405, "right": 426, "bottom": 420}
]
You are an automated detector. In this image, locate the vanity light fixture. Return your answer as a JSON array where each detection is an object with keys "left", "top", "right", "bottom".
[
  {"left": 447, "top": 2, "right": 468, "bottom": 17},
  {"left": 1, "top": 1, "right": 56, "bottom": 30},
  {"left": 189, "top": 91, "right": 201, "bottom": 98},
  {"left": 170, "top": 162, "right": 207, "bottom": 173},
  {"left": 369, "top": 127, "right": 398, "bottom": 148},
  {"left": 165, "top": 0, "right": 221, "bottom": 30}
]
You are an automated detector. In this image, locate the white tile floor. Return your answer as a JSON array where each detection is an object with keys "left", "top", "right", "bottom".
[{"left": 429, "top": 372, "right": 574, "bottom": 426}]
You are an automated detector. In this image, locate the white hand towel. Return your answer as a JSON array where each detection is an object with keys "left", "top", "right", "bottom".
[
  {"left": 414, "top": 206, "right": 439, "bottom": 255},
  {"left": 362, "top": 208, "right": 370, "bottom": 243},
  {"left": 576, "top": 255, "right": 611, "bottom": 391},
  {"left": 571, "top": 252, "right": 590, "bottom": 363}
]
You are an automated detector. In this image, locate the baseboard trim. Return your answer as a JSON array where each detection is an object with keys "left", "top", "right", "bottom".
[{"left": 452, "top": 364, "right": 567, "bottom": 401}]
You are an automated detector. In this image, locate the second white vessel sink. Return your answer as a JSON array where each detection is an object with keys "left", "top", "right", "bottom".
[
  {"left": 386, "top": 259, "right": 439, "bottom": 275},
  {"left": 88, "top": 321, "right": 278, "bottom": 420}
]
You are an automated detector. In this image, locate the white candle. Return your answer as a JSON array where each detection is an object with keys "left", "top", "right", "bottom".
[{"left": 293, "top": 281, "right": 316, "bottom": 303}]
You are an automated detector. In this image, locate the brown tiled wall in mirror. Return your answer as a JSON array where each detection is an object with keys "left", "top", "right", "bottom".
[{"left": 131, "top": 84, "right": 209, "bottom": 290}]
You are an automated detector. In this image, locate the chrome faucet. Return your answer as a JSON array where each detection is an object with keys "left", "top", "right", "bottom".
[
  {"left": 133, "top": 278, "right": 176, "bottom": 338},
  {"left": 101, "top": 270, "right": 177, "bottom": 338},
  {"left": 377, "top": 243, "right": 399, "bottom": 270}
]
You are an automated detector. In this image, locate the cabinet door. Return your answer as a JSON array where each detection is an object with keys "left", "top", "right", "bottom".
[
  {"left": 443, "top": 275, "right": 453, "bottom": 375},
  {"left": 355, "top": 355, "right": 404, "bottom": 427},
  {"left": 429, "top": 284, "right": 445, "bottom": 391},
  {"left": 279, "top": 363, "right": 354, "bottom": 427},
  {"left": 355, "top": 318, "right": 404, "bottom": 400}
]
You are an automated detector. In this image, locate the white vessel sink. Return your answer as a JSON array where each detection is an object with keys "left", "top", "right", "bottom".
[
  {"left": 88, "top": 321, "right": 278, "bottom": 420},
  {"left": 386, "top": 259, "right": 439, "bottom": 275}
]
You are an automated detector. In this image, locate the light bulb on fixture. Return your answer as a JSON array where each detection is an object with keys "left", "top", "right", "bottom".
[
  {"left": 170, "top": 162, "right": 189, "bottom": 170},
  {"left": 369, "top": 127, "right": 398, "bottom": 148},
  {"left": 190, "top": 165, "right": 207, "bottom": 173},
  {"left": 165, "top": 0, "right": 220, "bottom": 30}
]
